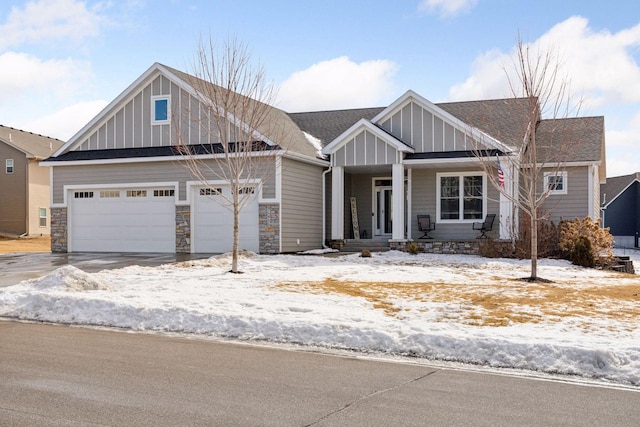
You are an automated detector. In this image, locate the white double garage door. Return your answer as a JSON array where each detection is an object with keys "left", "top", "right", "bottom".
[{"left": 69, "top": 185, "right": 259, "bottom": 253}]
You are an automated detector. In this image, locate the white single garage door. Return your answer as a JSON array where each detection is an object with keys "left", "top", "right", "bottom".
[
  {"left": 193, "top": 186, "right": 259, "bottom": 253},
  {"left": 70, "top": 188, "right": 175, "bottom": 253}
]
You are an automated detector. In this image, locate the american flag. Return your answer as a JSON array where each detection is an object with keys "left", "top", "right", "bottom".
[{"left": 496, "top": 155, "right": 505, "bottom": 189}]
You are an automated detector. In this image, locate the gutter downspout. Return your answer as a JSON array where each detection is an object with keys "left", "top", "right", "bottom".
[{"left": 322, "top": 165, "right": 332, "bottom": 249}]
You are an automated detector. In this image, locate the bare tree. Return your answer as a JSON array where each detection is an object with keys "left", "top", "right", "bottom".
[
  {"left": 473, "top": 35, "right": 581, "bottom": 280},
  {"left": 174, "top": 37, "right": 286, "bottom": 273}
]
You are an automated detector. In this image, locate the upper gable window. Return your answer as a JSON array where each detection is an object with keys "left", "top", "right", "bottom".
[
  {"left": 6, "top": 159, "right": 14, "bottom": 174},
  {"left": 152, "top": 95, "right": 170, "bottom": 125},
  {"left": 544, "top": 171, "right": 568, "bottom": 195}
]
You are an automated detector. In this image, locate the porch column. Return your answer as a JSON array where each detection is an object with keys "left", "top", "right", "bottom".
[
  {"left": 392, "top": 163, "right": 405, "bottom": 240},
  {"left": 499, "top": 157, "right": 517, "bottom": 240},
  {"left": 331, "top": 166, "right": 344, "bottom": 240}
]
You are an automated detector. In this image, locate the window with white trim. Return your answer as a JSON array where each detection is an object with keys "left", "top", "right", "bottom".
[
  {"left": 6, "top": 159, "right": 14, "bottom": 174},
  {"left": 152, "top": 96, "right": 170, "bottom": 124},
  {"left": 437, "top": 172, "right": 486, "bottom": 221},
  {"left": 544, "top": 172, "right": 567, "bottom": 195},
  {"left": 39, "top": 208, "right": 47, "bottom": 227}
]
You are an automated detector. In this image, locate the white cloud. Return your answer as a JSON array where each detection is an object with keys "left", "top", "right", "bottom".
[
  {"left": 0, "top": 51, "right": 92, "bottom": 104},
  {"left": 418, "top": 0, "right": 478, "bottom": 18},
  {"left": 277, "top": 56, "right": 398, "bottom": 112},
  {"left": 449, "top": 16, "right": 640, "bottom": 109},
  {"left": 19, "top": 99, "right": 108, "bottom": 141},
  {"left": 0, "top": 0, "right": 110, "bottom": 49}
]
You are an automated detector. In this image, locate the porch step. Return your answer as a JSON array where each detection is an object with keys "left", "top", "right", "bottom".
[{"left": 339, "top": 239, "right": 390, "bottom": 253}]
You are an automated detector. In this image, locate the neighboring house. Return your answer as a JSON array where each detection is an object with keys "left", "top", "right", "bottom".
[
  {"left": 601, "top": 172, "right": 640, "bottom": 248},
  {"left": 0, "top": 125, "right": 64, "bottom": 236},
  {"left": 41, "top": 63, "right": 606, "bottom": 254}
]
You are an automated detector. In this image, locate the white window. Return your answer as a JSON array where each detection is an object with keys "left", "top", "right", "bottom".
[
  {"left": 39, "top": 208, "right": 47, "bottom": 227},
  {"left": 544, "top": 172, "right": 568, "bottom": 195},
  {"left": 6, "top": 159, "right": 14, "bottom": 174},
  {"left": 152, "top": 95, "right": 170, "bottom": 125},
  {"left": 436, "top": 172, "right": 487, "bottom": 222}
]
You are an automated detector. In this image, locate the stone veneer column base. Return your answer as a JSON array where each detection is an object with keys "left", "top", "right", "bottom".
[
  {"left": 259, "top": 203, "right": 280, "bottom": 254},
  {"left": 50, "top": 207, "right": 67, "bottom": 253},
  {"left": 398, "top": 240, "right": 480, "bottom": 255},
  {"left": 176, "top": 205, "right": 191, "bottom": 253}
]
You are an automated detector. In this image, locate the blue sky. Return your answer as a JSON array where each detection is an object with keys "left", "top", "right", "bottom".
[{"left": 1, "top": 0, "right": 639, "bottom": 177}]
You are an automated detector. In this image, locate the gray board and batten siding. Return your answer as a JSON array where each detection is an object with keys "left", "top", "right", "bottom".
[
  {"left": 72, "top": 74, "right": 228, "bottom": 152},
  {"left": 377, "top": 100, "right": 490, "bottom": 153}
]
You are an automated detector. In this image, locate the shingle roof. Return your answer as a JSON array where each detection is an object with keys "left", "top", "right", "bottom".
[
  {"left": 289, "top": 97, "right": 605, "bottom": 166},
  {"left": 601, "top": 172, "right": 640, "bottom": 207},
  {"left": 535, "top": 116, "right": 605, "bottom": 163},
  {"left": 436, "top": 97, "right": 534, "bottom": 150},
  {"left": 162, "top": 64, "right": 320, "bottom": 159},
  {"left": 0, "top": 125, "right": 63, "bottom": 159},
  {"left": 288, "top": 107, "right": 385, "bottom": 146}
]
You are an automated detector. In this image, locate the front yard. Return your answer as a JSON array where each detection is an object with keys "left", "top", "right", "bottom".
[{"left": 1, "top": 249, "right": 638, "bottom": 386}]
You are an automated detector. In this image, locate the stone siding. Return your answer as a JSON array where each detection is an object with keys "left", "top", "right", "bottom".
[
  {"left": 175, "top": 205, "right": 191, "bottom": 253},
  {"left": 259, "top": 203, "right": 279, "bottom": 254},
  {"left": 390, "top": 240, "right": 480, "bottom": 255},
  {"left": 50, "top": 207, "right": 67, "bottom": 253}
]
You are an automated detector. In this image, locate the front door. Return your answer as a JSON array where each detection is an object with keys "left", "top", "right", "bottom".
[{"left": 374, "top": 186, "right": 393, "bottom": 236}]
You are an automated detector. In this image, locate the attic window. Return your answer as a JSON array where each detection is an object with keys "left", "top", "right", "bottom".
[
  {"left": 152, "top": 95, "right": 170, "bottom": 125},
  {"left": 5, "top": 159, "right": 14, "bottom": 174}
]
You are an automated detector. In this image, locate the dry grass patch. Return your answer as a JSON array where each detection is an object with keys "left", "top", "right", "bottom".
[
  {"left": 275, "top": 277, "right": 640, "bottom": 328},
  {"left": 0, "top": 236, "right": 51, "bottom": 253}
]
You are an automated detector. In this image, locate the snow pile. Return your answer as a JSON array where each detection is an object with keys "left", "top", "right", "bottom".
[
  {"left": 0, "top": 251, "right": 638, "bottom": 386},
  {"left": 33, "top": 265, "right": 112, "bottom": 291}
]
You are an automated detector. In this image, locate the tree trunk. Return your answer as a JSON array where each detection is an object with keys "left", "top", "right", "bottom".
[
  {"left": 231, "top": 191, "right": 239, "bottom": 273},
  {"left": 530, "top": 208, "right": 538, "bottom": 280}
]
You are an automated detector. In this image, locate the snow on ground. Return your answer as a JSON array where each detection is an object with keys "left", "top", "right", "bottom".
[{"left": 1, "top": 250, "right": 639, "bottom": 386}]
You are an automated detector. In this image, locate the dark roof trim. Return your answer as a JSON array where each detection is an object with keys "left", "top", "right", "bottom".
[
  {"left": 44, "top": 142, "right": 278, "bottom": 162},
  {"left": 404, "top": 149, "right": 503, "bottom": 160}
]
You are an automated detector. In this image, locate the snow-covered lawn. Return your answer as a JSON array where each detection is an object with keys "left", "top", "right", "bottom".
[{"left": 1, "top": 250, "right": 639, "bottom": 386}]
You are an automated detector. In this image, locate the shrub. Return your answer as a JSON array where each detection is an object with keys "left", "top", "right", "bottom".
[
  {"left": 568, "top": 236, "right": 595, "bottom": 267},
  {"left": 559, "top": 217, "right": 613, "bottom": 266},
  {"left": 360, "top": 249, "right": 371, "bottom": 258},
  {"left": 513, "top": 213, "right": 561, "bottom": 259},
  {"left": 407, "top": 242, "right": 419, "bottom": 255}
]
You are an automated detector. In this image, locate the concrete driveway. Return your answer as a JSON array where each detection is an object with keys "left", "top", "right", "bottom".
[{"left": 0, "top": 252, "right": 211, "bottom": 288}]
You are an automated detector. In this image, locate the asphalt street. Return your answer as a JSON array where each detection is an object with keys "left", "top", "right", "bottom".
[{"left": 1, "top": 321, "right": 638, "bottom": 426}]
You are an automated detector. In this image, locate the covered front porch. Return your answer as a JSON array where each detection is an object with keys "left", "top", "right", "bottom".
[{"left": 326, "top": 162, "right": 513, "bottom": 252}]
